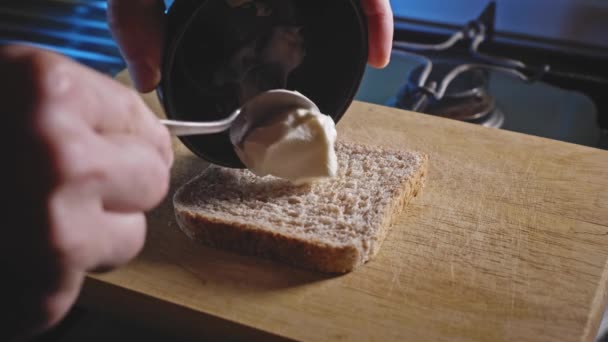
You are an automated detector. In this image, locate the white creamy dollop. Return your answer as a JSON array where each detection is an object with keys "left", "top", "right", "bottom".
[{"left": 235, "top": 107, "right": 338, "bottom": 185}]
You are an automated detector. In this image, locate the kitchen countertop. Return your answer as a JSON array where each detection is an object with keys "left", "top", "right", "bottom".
[{"left": 78, "top": 71, "right": 608, "bottom": 342}]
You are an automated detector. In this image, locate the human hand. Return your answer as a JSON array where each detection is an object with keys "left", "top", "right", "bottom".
[
  {"left": 1, "top": 45, "right": 173, "bottom": 340},
  {"left": 362, "top": 0, "right": 394, "bottom": 68},
  {"left": 108, "top": 0, "right": 394, "bottom": 93}
]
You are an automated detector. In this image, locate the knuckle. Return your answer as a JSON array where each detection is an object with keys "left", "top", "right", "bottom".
[
  {"left": 120, "top": 89, "right": 145, "bottom": 130},
  {"left": 47, "top": 221, "right": 87, "bottom": 268},
  {"left": 93, "top": 214, "right": 146, "bottom": 272},
  {"left": 145, "top": 160, "right": 170, "bottom": 205},
  {"left": 125, "top": 215, "right": 147, "bottom": 258},
  {"left": 122, "top": 86, "right": 142, "bottom": 108},
  {"left": 117, "top": 140, "right": 170, "bottom": 211},
  {"left": 46, "top": 131, "right": 98, "bottom": 183},
  {"left": 55, "top": 139, "right": 88, "bottom": 178},
  {"left": 158, "top": 124, "right": 174, "bottom": 163},
  {"left": 32, "top": 112, "right": 105, "bottom": 185},
  {"left": 46, "top": 189, "right": 93, "bottom": 266},
  {"left": 123, "top": 87, "right": 142, "bottom": 108}
]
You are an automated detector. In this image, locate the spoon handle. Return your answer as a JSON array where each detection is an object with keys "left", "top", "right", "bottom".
[
  {"left": 160, "top": 119, "right": 232, "bottom": 136},
  {"left": 159, "top": 108, "right": 242, "bottom": 137}
]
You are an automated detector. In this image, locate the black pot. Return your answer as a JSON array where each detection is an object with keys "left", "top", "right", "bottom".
[{"left": 158, "top": 0, "right": 368, "bottom": 168}]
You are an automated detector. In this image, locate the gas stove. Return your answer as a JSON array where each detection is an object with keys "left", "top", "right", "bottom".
[
  {"left": 390, "top": 60, "right": 506, "bottom": 128},
  {"left": 356, "top": 2, "right": 608, "bottom": 150},
  {"left": 0, "top": 0, "right": 125, "bottom": 76},
  {"left": 3, "top": 1, "right": 606, "bottom": 149}
]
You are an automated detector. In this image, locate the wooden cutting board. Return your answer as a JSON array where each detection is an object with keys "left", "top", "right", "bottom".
[{"left": 79, "top": 71, "right": 608, "bottom": 341}]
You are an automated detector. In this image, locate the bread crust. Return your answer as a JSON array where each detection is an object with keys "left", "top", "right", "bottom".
[
  {"left": 368, "top": 153, "right": 428, "bottom": 261},
  {"left": 175, "top": 209, "right": 362, "bottom": 273},
  {"left": 173, "top": 142, "right": 428, "bottom": 273}
]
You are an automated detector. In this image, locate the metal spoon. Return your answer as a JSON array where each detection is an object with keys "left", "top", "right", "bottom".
[{"left": 160, "top": 89, "right": 319, "bottom": 147}]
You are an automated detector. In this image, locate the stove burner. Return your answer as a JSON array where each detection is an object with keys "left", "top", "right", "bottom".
[
  {"left": 424, "top": 89, "right": 505, "bottom": 128},
  {"left": 390, "top": 62, "right": 505, "bottom": 128}
]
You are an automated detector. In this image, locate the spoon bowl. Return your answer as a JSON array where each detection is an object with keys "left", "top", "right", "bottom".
[
  {"left": 160, "top": 89, "right": 319, "bottom": 146},
  {"left": 228, "top": 90, "right": 320, "bottom": 147}
]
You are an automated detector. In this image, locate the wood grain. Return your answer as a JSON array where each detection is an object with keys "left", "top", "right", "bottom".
[{"left": 79, "top": 71, "right": 608, "bottom": 342}]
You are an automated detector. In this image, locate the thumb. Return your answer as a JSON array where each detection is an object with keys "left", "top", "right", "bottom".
[
  {"left": 108, "top": 0, "right": 166, "bottom": 92},
  {"left": 362, "top": 0, "right": 394, "bottom": 69}
]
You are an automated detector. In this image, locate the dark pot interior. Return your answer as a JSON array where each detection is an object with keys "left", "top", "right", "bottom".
[{"left": 159, "top": 0, "right": 368, "bottom": 168}]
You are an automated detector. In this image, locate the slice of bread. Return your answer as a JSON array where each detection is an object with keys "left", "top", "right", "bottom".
[{"left": 173, "top": 142, "right": 428, "bottom": 273}]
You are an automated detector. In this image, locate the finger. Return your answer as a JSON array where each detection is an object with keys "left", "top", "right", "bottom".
[
  {"left": 36, "top": 55, "right": 173, "bottom": 166},
  {"left": 108, "top": 0, "right": 166, "bottom": 92},
  {"left": 362, "top": 0, "right": 394, "bottom": 68},
  {"left": 91, "top": 81, "right": 173, "bottom": 167},
  {"left": 89, "top": 212, "right": 147, "bottom": 272},
  {"left": 100, "top": 85, "right": 174, "bottom": 167},
  {"left": 94, "top": 85, "right": 174, "bottom": 168},
  {"left": 48, "top": 184, "right": 146, "bottom": 271},
  {"left": 1, "top": 44, "right": 172, "bottom": 164},
  {"left": 37, "top": 271, "right": 84, "bottom": 333},
  {"left": 94, "top": 133, "right": 170, "bottom": 213}
]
